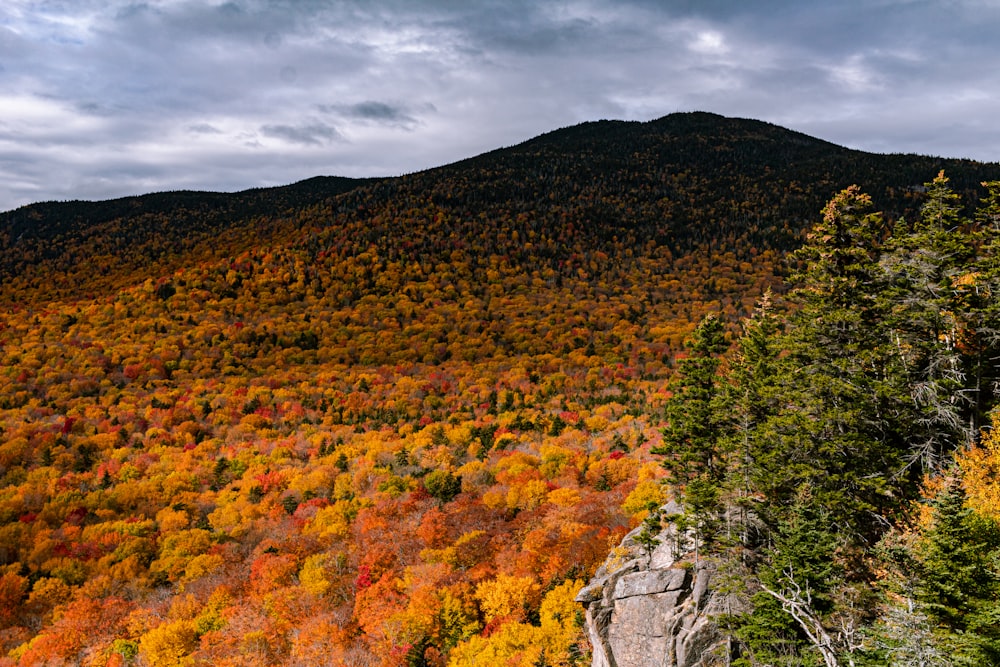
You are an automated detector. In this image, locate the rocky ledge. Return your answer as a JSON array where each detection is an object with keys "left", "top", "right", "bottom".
[{"left": 575, "top": 501, "right": 741, "bottom": 667}]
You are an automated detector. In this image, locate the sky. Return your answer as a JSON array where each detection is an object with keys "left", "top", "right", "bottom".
[{"left": 2, "top": 0, "right": 1000, "bottom": 212}]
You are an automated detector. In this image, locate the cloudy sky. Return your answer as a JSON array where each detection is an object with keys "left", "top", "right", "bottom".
[{"left": 2, "top": 0, "right": 999, "bottom": 212}]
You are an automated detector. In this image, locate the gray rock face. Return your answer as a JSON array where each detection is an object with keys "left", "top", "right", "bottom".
[{"left": 576, "top": 504, "right": 741, "bottom": 667}]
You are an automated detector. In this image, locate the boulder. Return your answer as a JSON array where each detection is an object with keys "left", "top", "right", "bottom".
[{"left": 576, "top": 505, "right": 742, "bottom": 667}]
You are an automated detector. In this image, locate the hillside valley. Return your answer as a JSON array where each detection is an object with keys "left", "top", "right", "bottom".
[{"left": 2, "top": 112, "right": 1000, "bottom": 666}]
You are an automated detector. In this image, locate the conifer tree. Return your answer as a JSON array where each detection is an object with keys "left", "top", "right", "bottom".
[
  {"left": 725, "top": 290, "right": 781, "bottom": 549},
  {"left": 757, "top": 186, "right": 908, "bottom": 540},
  {"left": 875, "top": 595, "right": 950, "bottom": 667},
  {"left": 723, "top": 179, "right": 1000, "bottom": 667},
  {"left": 880, "top": 172, "right": 979, "bottom": 470},
  {"left": 916, "top": 475, "right": 1000, "bottom": 664},
  {"left": 736, "top": 491, "right": 843, "bottom": 667},
  {"left": 653, "top": 313, "right": 729, "bottom": 484},
  {"left": 968, "top": 180, "right": 1000, "bottom": 429}
]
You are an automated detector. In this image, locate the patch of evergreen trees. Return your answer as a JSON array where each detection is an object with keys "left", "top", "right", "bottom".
[{"left": 657, "top": 173, "right": 1000, "bottom": 666}]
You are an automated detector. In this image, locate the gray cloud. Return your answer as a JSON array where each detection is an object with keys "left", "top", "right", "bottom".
[
  {"left": 260, "top": 122, "right": 342, "bottom": 145},
  {"left": 317, "top": 101, "right": 435, "bottom": 129},
  {"left": 342, "top": 101, "right": 413, "bottom": 122},
  {"left": 1, "top": 0, "right": 999, "bottom": 211},
  {"left": 188, "top": 123, "right": 223, "bottom": 135}
]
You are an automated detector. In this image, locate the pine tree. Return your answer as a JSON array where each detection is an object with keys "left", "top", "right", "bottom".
[
  {"left": 729, "top": 290, "right": 780, "bottom": 437},
  {"left": 726, "top": 180, "right": 1000, "bottom": 667},
  {"left": 875, "top": 595, "right": 950, "bottom": 667},
  {"left": 683, "top": 472, "right": 721, "bottom": 560}
]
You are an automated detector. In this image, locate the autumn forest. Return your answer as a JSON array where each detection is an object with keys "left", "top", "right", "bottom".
[{"left": 2, "top": 113, "right": 1000, "bottom": 666}]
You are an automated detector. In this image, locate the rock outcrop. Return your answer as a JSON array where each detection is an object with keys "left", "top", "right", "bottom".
[{"left": 576, "top": 502, "right": 741, "bottom": 667}]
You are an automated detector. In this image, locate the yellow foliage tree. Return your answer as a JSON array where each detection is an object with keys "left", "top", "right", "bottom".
[
  {"left": 474, "top": 574, "right": 539, "bottom": 625},
  {"left": 447, "top": 622, "right": 543, "bottom": 667},
  {"left": 139, "top": 619, "right": 198, "bottom": 667},
  {"left": 150, "top": 529, "right": 212, "bottom": 582},
  {"left": 303, "top": 500, "right": 358, "bottom": 541},
  {"left": 449, "top": 580, "right": 585, "bottom": 667},
  {"left": 621, "top": 479, "right": 667, "bottom": 521},
  {"left": 299, "top": 552, "right": 336, "bottom": 597},
  {"left": 536, "top": 579, "right": 587, "bottom": 664},
  {"left": 436, "top": 589, "right": 480, "bottom": 650},
  {"left": 957, "top": 414, "right": 1000, "bottom": 521},
  {"left": 506, "top": 479, "right": 550, "bottom": 512}
]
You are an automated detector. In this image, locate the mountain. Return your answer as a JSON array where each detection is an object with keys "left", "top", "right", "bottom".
[
  {"left": 0, "top": 176, "right": 375, "bottom": 305},
  {"left": 1, "top": 113, "right": 999, "bottom": 666},
  {"left": 4, "top": 111, "right": 999, "bottom": 308}
]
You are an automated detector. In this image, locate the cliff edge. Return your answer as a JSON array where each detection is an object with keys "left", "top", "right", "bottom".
[{"left": 575, "top": 501, "right": 742, "bottom": 667}]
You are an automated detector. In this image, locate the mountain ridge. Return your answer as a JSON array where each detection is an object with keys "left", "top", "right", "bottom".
[
  {"left": 5, "top": 110, "right": 996, "bottom": 219},
  {"left": 5, "top": 112, "right": 1000, "bottom": 309}
]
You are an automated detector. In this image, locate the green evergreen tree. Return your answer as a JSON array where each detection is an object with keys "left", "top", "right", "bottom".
[
  {"left": 869, "top": 525, "right": 949, "bottom": 667},
  {"left": 653, "top": 180, "right": 1000, "bottom": 665},
  {"left": 724, "top": 290, "right": 781, "bottom": 549},
  {"left": 683, "top": 472, "right": 721, "bottom": 560},
  {"left": 653, "top": 313, "right": 730, "bottom": 484},
  {"left": 735, "top": 491, "right": 842, "bottom": 667},
  {"left": 879, "top": 172, "right": 980, "bottom": 470},
  {"left": 968, "top": 180, "right": 1000, "bottom": 430},
  {"left": 916, "top": 476, "right": 1000, "bottom": 664},
  {"left": 634, "top": 506, "right": 663, "bottom": 566},
  {"left": 424, "top": 469, "right": 463, "bottom": 504},
  {"left": 755, "top": 186, "right": 909, "bottom": 541}
]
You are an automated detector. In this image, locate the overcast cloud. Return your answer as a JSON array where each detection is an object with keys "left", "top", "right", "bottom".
[{"left": 1, "top": 0, "right": 999, "bottom": 211}]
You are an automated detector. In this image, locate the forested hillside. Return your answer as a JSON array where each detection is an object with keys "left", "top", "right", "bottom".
[{"left": 1, "top": 113, "right": 999, "bottom": 666}]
